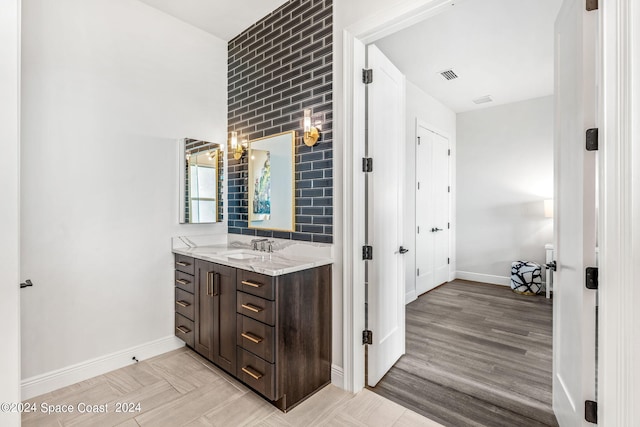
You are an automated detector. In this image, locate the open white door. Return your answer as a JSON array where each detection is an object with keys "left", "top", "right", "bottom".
[
  {"left": 553, "top": 1, "right": 597, "bottom": 425},
  {"left": 416, "top": 126, "right": 449, "bottom": 295},
  {"left": 366, "top": 44, "right": 406, "bottom": 387}
]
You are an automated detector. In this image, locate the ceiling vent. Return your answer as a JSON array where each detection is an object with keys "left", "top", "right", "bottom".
[
  {"left": 439, "top": 69, "right": 458, "bottom": 80},
  {"left": 472, "top": 95, "right": 493, "bottom": 104}
]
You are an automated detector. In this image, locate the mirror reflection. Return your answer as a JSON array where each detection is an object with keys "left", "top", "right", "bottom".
[
  {"left": 248, "top": 131, "right": 295, "bottom": 231},
  {"left": 179, "top": 138, "right": 223, "bottom": 224}
]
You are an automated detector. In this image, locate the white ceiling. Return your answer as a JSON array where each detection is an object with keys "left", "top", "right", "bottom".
[
  {"left": 375, "top": 0, "right": 562, "bottom": 113},
  {"left": 136, "top": 0, "right": 289, "bottom": 41}
]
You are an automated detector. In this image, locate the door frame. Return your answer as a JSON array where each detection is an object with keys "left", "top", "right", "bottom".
[
  {"left": 341, "top": 0, "right": 461, "bottom": 394},
  {"left": 598, "top": 1, "right": 640, "bottom": 424},
  {"left": 0, "top": 0, "right": 22, "bottom": 423}
]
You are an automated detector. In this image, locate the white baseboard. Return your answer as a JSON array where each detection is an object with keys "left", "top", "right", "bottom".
[
  {"left": 21, "top": 336, "right": 183, "bottom": 400},
  {"left": 405, "top": 290, "right": 417, "bottom": 304},
  {"left": 455, "top": 271, "right": 511, "bottom": 287},
  {"left": 331, "top": 364, "right": 344, "bottom": 389}
]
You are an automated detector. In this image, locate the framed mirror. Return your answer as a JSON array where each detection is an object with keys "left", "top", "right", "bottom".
[
  {"left": 179, "top": 138, "right": 223, "bottom": 224},
  {"left": 248, "top": 131, "right": 295, "bottom": 231}
]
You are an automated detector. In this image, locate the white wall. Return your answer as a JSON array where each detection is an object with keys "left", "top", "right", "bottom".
[
  {"left": 456, "top": 96, "right": 554, "bottom": 285},
  {"left": 404, "top": 80, "right": 456, "bottom": 302},
  {"left": 0, "top": 0, "right": 22, "bottom": 423},
  {"left": 20, "top": 0, "right": 227, "bottom": 388}
]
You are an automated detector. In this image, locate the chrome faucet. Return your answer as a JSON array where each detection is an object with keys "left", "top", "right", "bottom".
[{"left": 251, "top": 238, "right": 269, "bottom": 251}]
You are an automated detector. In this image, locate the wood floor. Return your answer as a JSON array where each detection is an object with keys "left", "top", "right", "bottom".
[
  {"left": 370, "top": 280, "right": 558, "bottom": 427},
  {"left": 22, "top": 347, "right": 443, "bottom": 427}
]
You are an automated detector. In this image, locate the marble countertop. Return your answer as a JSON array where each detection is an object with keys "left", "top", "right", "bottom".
[{"left": 172, "top": 238, "right": 333, "bottom": 276}]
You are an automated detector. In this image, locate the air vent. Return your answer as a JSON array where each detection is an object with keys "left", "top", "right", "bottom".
[
  {"left": 472, "top": 95, "right": 493, "bottom": 104},
  {"left": 439, "top": 69, "right": 458, "bottom": 80}
]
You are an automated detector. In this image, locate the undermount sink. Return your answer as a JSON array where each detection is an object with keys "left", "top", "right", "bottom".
[{"left": 221, "top": 250, "right": 261, "bottom": 260}]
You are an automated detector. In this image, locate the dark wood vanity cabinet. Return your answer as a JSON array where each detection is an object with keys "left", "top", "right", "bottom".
[
  {"left": 174, "top": 254, "right": 331, "bottom": 412},
  {"left": 236, "top": 265, "right": 332, "bottom": 411},
  {"left": 194, "top": 259, "right": 237, "bottom": 376}
]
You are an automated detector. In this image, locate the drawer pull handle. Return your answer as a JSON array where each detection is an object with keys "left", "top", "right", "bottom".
[
  {"left": 241, "top": 332, "right": 264, "bottom": 344},
  {"left": 176, "top": 300, "right": 190, "bottom": 308},
  {"left": 176, "top": 279, "right": 190, "bottom": 285},
  {"left": 176, "top": 326, "right": 191, "bottom": 334},
  {"left": 241, "top": 280, "right": 263, "bottom": 288},
  {"left": 176, "top": 261, "right": 191, "bottom": 267},
  {"left": 241, "top": 366, "right": 263, "bottom": 380},
  {"left": 241, "top": 303, "right": 263, "bottom": 313}
]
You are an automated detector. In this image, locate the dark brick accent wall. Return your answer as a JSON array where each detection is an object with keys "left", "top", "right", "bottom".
[{"left": 227, "top": 0, "right": 333, "bottom": 243}]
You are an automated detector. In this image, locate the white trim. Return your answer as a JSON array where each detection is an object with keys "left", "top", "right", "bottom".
[
  {"left": 331, "top": 364, "right": 344, "bottom": 389},
  {"left": 405, "top": 289, "right": 417, "bottom": 304},
  {"left": 599, "top": 1, "right": 640, "bottom": 424},
  {"left": 21, "top": 336, "right": 183, "bottom": 400},
  {"left": 455, "top": 271, "right": 511, "bottom": 287},
  {"left": 342, "top": 0, "right": 460, "bottom": 394}
]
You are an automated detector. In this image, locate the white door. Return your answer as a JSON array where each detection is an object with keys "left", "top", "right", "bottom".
[
  {"left": 366, "top": 44, "right": 406, "bottom": 387},
  {"left": 416, "top": 126, "right": 449, "bottom": 295},
  {"left": 553, "top": 1, "right": 597, "bottom": 425}
]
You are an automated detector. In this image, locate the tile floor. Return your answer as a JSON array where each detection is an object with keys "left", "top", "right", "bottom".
[{"left": 22, "top": 347, "right": 443, "bottom": 427}]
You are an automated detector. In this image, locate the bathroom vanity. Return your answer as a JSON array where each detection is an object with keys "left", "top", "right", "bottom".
[{"left": 172, "top": 241, "right": 332, "bottom": 412}]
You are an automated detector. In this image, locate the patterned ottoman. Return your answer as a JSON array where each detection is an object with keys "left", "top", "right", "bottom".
[{"left": 511, "top": 261, "right": 542, "bottom": 295}]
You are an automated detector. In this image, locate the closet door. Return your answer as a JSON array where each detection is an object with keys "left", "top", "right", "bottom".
[{"left": 416, "top": 125, "right": 450, "bottom": 295}]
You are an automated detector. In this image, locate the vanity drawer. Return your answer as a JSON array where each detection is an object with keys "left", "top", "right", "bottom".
[
  {"left": 175, "top": 254, "right": 195, "bottom": 275},
  {"left": 238, "top": 270, "right": 275, "bottom": 300},
  {"left": 237, "top": 292, "right": 275, "bottom": 326},
  {"left": 237, "top": 348, "right": 276, "bottom": 400},
  {"left": 175, "top": 313, "right": 194, "bottom": 348},
  {"left": 237, "top": 314, "right": 275, "bottom": 363},
  {"left": 175, "top": 270, "right": 194, "bottom": 293},
  {"left": 175, "top": 288, "right": 195, "bottom": 321}
]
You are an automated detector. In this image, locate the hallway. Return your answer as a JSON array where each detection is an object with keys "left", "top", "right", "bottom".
[{"left": 370, "top": 280, "right": 557, "bottom": 427}]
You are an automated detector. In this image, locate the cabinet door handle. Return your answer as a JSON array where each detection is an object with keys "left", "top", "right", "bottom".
[
  {"left": 213, "top": 272, "right": 220, "bottom": 296},
  {"left": 175, "top": 279, "right": 190, "bottom": 286},
  {"left": 241, "top": 280, "right": 263, "bottom": 288},
  {"left": 241, "top": 366, "right": 264, "bottom": 380},
  {"left": 176, "top": 300, "right": 190, "bottom": 308},
  {"left": 176, "top": 326, "right": 191, "bottom": 334},
  {"left": 241, "top": 303, "right": 263, "bottom": 313},
  {"left": 241, "top": 332, "right": 264, "bottom": 344},
  {"left": 176, "top": 261, "right": 191, "bottom": 267},
  {"left": 207, "top": 272, "right": 213, "bottom": 297}
]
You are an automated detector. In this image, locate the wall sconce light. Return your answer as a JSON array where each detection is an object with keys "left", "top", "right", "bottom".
[
  {"left": 230, "top": 131, "right": 244, "bottom": 160},
  {"left": 303, "top": 109, "right": 321, "bottom": 146},
  {"left": 544, "top": 199, "right": 554, "bottom": 218}
]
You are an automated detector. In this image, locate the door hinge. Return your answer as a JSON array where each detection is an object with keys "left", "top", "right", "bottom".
[
  {"left": 586, "top": 0, "right": 598, "bottom": 11},
  {"left": 417, "top": 268, "right": 420, "bottom": 276},
  {"left": 447, "top": 258, "right": 450, "bottom": 265},
  {"left": 362, "top": 69, "right": 373, "bottom": 84},
  {"left": 448, "top": 186, "right": 451, "bottom": 193},
  {"left": 586, "top": 128, "right": 598, "bottom": 151},
  {"left": 417, "top": 136, "right": 421, "bottom": 145},
  {"left": 362, "top": 245, "right": 373, "bottom": 260},
  {"left": 448, "top": 222, "right": 450, "bottom": 229},
  {"left": 586, "top": 267, "right": 598, "bottom": 289},
  {"left": 417, "top": 182, "right": 420, "bottom": 190},
  {"left": 585, "top": 400, "right": 597, "bottom": 423},
  {"left": 417, "top": 226, "right": 420, "bottom": 234},
  {"left": 448, "top": 149, "right": 451, "bottom": 156},
  {"left": 362, "top": 157, "right": 373, "bottom": 172},
  {"left": 362, "top": 329, "right": 373, "bottom": 345}
]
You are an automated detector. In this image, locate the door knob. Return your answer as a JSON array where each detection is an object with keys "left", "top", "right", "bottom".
[
  {"left": 399, "top": 246, "right": 409, "bottom": 254},
  {"left": 20, "top": 279, "right": 33, "bottom": 289},
  {"left": 545, "top": 261, "right": 557, "bottom": 271},
  {"left": 431, "top": 228, "right": 443, "bottom": 232}
]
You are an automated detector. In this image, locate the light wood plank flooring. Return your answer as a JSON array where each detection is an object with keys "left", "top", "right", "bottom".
[
  {"left": 22, "top": 347, "right": 444, "bottom": 427},
  {"left": 370, "top": 280, "right": 558, "bottom": 427}
]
